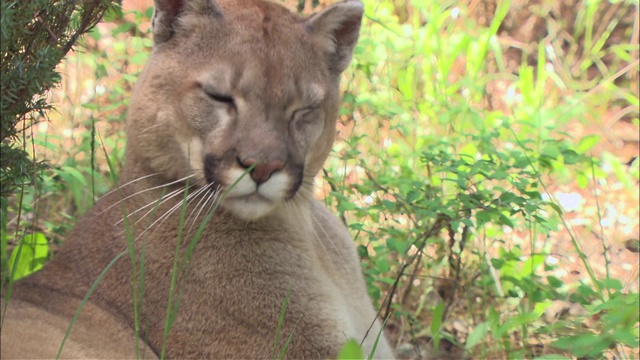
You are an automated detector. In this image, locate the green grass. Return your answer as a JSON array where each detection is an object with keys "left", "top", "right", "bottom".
[{"left": 1, "top": 0, "right": 638, "bottom": 359}]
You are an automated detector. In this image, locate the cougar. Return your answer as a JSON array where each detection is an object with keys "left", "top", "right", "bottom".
[{"left": 1, "top": 0, "right": 394, "bottom": 358}]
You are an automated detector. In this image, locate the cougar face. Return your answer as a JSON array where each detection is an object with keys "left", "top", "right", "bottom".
[
  {"left": 129, "top": 0, "right": 346, "bottom": 220},
  {"left": 194, "top": 62, "right": 332, "bottom": 220}
]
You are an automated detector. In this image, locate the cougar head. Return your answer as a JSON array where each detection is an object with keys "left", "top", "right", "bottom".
[{"left": 124, "top": 0, "right": 363, "bottom": 220}]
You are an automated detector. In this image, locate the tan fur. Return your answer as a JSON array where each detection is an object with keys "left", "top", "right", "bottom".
[{"left": 1, "top": 0, "right": 394, "bottom": 358}]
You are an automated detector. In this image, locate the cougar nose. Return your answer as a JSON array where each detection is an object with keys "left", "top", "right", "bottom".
[{"left": 238, "top": 157, "right": 285, "bottom": 184}]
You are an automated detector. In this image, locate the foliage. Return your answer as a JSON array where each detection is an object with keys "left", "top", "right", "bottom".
[
  {"left": 1, "top": 4, "right": 150, "bottom": 285},
  {"left": 0, "top": 0, "right": 116, "bottom": 199},
  {"left": 0, "top": 0, "right": 120, "bottom": 312},
  {"left": 323, "top": 0, "right": 638, "bottom": 358}
]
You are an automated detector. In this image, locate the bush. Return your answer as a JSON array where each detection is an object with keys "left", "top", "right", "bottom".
[
  {"left": 0, "top": 0, "right": 115, "bottom": 198},
  {"left": 0, "top": 0, "right": 119, "bottom": 299}
]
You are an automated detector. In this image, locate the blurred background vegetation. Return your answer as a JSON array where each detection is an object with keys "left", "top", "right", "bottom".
[{"left": 2, "top": 0, "right": 638, "bottom": 358}]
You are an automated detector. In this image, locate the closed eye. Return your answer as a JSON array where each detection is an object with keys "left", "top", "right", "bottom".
[
  {"left": 197, "top": 82, "right": 235, "bottom": 106},
  {"left": 292, "top": 106, "right": 319, "bottom": 121},
  {"left": 206, "top": 92, "right": 234, "bottom": 105},
  {"left": 291, "top": 108, "right": 322, "bottom": 130}
]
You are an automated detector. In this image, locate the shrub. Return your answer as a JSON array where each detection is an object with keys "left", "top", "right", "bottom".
[{"left": 0, "top": 0, "right": 115, "bottom": 199}]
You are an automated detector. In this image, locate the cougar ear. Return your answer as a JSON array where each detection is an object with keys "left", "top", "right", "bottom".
[
  {"left": 304, "top": 0, "right": 364, "bottom": 75},
  {"left": 153, "top": 0, "right": 223, "bottom": 44}
]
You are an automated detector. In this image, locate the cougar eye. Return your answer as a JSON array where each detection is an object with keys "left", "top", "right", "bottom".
[
  {"left": 291, "top": 106, "right": 319, "bottom": 124},
  {"left": 206, "top": 92, "right": 234, "bottom": 106},
  {"left": 198, "top": 82, "right": 235, "bottom": 106}
]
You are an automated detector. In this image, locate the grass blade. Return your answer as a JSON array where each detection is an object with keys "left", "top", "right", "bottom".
[{"left": 56, "top": 250, "right": 127, "bottom": 359}]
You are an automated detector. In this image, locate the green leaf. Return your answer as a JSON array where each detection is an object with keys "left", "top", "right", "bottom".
[
  {"left": 541, "top": 143, "right": 560, "bottom": 160},
  {"left": 103, "top": 4, "right": 123, "bottom": 22},
  {"left": 337, "top": 339, "right": 364, "bottom": 360},
  {"left": 491, "top": 258, "right": 505, "bottom": 269},
  {"left": 339, "top": 200, "right": 357, "bottom": 211},
  {"left": 576, "top": 135, "right": 600, "bottom": 154},
  {"left": 406, "top": 190, "right": 420, "bottom": 203},
  {"left": 112, "top": 22, "right": 135, "bottom": 36},
  {"left": 546, "top": 201, "right": 563, "bottom": 216},
  {"left": 597, "top": 277, "right": 623, "bottom": 291},
  {"left": 430, "top": 301, "right": 445, "bottom": 350},
  {"left": 498, "top": 213, "right": 515, "bottom": 228},
  {"left": 465, "top": 322, "right": 490, "bottom": 350},
  {"left": 552, "top": 333, "right": 610, "bottom": 357},
  {"left": 497, "top": 312, "right": 540, "bottom": 337},
  {"left": 475, "top": 209, "right": 495, "bottom": 228},
  {"left": 546, "top": 276, "right": 563, "bottom": 288},
  {"left": 518, "top": 253, "right": 545, "bottom": 278},
  {"left": 380, "top": 200, "right": 396, "bottom": 211},
  {"left": 357, "top": 244, "right": 369, "bottom": 259},
  {"left": 374, "top": 258, "right": 390, "bottom": 273},
  {"left": 385, "top": 238, "right": 406, "bottom": 253},
  {"left": 576, "top": 284, "right": 598, "bottom": 300},
  {"left": 8, "top": 232, "right": 49, "bottom": 281},
  {"left": 59, "top": 166, "right": 88, "bottom": 186},
  {"left": 562, "top": 149, "right": 580, "bottom": 165},
  {"left": 130, "top": 52, "right": 150, "bottom": 65}
]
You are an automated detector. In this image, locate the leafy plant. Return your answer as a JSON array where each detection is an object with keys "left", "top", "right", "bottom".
[
  {"left": 323, "top": 0, "right": 638, "bottom": 358},
  {"left": 0, "top": 0, "right": 116, "bottom": 199}
]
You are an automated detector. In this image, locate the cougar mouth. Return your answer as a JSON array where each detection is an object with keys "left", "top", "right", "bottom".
[
  {"left": 202, "top": 154, "right": 304, "bottom": 220},
  {"left": 219, "top": 172, "right": 291, "bottom": 220}
]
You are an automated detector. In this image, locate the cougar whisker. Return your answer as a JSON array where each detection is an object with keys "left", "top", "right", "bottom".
[
  {"left": 100, "top": 174, "right": 197, "bottom": 215},
  {"left": 139, "top": 122, "right": 164, "bottom": 133},
  {"left": 115, "top": 186, "right": 188, "bottom": 227},
  {"left": 98, "top": 172, "right": 160, "bottom": 200},
  {"left": 185, "top": 184, "right": 223, "bottom": 237},
  {"left": 133, "top": 184, "right": 207, "bottom": 242}
]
